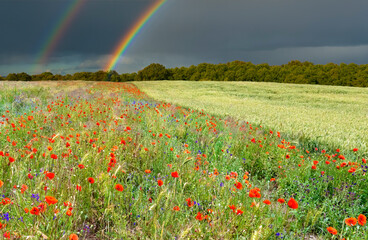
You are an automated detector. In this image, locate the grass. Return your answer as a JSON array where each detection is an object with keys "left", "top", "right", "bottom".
[
  {"left": 0, "top": 81, "right": 367, "bottom": 239},
  {"left": 135, "top": 81, "right": 368, "bottom": 152}
]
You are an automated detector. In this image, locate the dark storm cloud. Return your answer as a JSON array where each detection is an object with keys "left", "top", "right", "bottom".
[
  {"left": 1, "top": 0, "right": 368, "bottom": 75},
  {"left": 132, "top": 0, "right": 368, "bottom": 54}
]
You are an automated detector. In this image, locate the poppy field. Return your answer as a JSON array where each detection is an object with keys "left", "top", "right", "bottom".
[{"left": 0, "top": 81, "right": 367, "bottom": 239}]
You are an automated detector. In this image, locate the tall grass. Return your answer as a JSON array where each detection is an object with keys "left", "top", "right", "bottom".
[{"left": 135, "top": 81, "right": 368, "bottom": 151}]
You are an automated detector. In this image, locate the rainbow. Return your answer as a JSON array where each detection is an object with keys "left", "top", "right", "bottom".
[
  {"left": 105, "top": 0, "right": 167, "bottom": 72},
  {"left": 34, "top": 0, "right": 87, "bottom": 72}
]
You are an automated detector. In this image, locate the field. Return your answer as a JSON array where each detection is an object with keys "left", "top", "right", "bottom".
[
  {"left": 0, "top": 81, "right": 367, "bottom": 239},
  {"left": 135, "top": 81, "right": 368, "bottom": 152}
]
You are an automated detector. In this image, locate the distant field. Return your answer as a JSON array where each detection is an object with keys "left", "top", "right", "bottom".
[{"left": 135, "top": 81, "right": 368, "bottom": 151}]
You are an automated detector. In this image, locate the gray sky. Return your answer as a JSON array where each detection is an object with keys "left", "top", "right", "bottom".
[{"left": 1, "top": 0, "right": 368, "bottom": 75}]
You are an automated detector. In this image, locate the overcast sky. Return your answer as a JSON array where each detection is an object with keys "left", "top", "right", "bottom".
[{"left": 1, "top": 0, "right": 368, "bottom": 75}]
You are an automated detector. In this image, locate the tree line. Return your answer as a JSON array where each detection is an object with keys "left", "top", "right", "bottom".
[{"left": 1, "top": 60, "right": 367, "bottom": 87}]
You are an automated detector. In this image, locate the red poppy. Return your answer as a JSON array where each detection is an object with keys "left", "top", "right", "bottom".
[
  {"left": 46, "top": 172, "right": 55, "bottom": 180},
  {"left": 50, "top": 154, "right": 58, "bottom": 160},
  {"left": 45, "top": 196, "right": 58, "bottom": 205},
  {"left": 186, "top": 198, "right": 194, "bottom": 207},
  {"left": 277, "top": 198, "right": 285, "bottom": 204},
  {"left": 358, "top": 214, "right": 366, "bottom": 226},
  {"left": 171, "top": 171, "right": 179, "bottom": 178},
  {"left": 287, "top": 198, "right": 298, "bottom": 209},
  {"left": 157, "top": 179, "right": 163, "bottom": 186},
  {"left": 263, "top": 200, "right": 271, "bottom": 205},
  {"left": 0, "top": 180, "right": 3, "bottom": 188},
  {"left": 249, "top": 188, "right": 261, "bottom": 198},
  {"left": 353, "top": 148, "right": 358, "bottom": 152},
  {"left": 78, "top": 164, "right": 85, "bottom": 169},
  {"left": 30, "top": 207, "right": 40, "bottom": 215},
  {"left": 229, "top": 205, "right": 236, "bottom": 213},
  {"left": 326, "top": 227, "right": 337, "bottom": 235},
  {"left": 195, "top": 212, "right": 204, "bottom": 221},
  {"left": 236, "top": 209, "right": 243, "bottom": 215},
  {"left": 234, "top": 181, "right": 243, "bottom": 190},
  {"left": 88, "top": 177, "right": 95, "bottom": 184},
  {"left": 69, "top": 234, "right": 79, "bottom": 240},
  {"left": 173, "top": 206, "right": 180, "bottom": 211},
  {"left": 66, "top": 210, "right": 73, "bottom": 216},
  {"left": 345, "top": 217, "right": 357, "bottom": 226},
  {"left": 115, "top": 184, "right": 124, "bottom": 191},
  {"left": 145, "top": 169, "right": 151, "bottom": 173}
]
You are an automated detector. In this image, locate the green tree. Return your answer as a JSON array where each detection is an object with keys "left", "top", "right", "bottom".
[
  {"left": 137, "top": 63, "right": 170, "bottom": 81},
  {"left": 6, "top": 73, "right": 18, "bottom": 80},
  {"left": 17, "top": 72, "right": 32, "bottom": 81}
]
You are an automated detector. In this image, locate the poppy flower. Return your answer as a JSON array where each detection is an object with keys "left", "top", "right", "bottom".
[
  {"left": 229, "top": 205, "right": 236, "bottom": 213},
  {"left": 50, "top": 154, "right": 58, "bottom": 160},
  {"left": 270, "top": 178, "right": 275, "bottom": 182},
  {"left": 234, "top": 181, "right": 243, "bottom": 190},
  {"left": 249, "top": 188, "right": 261, "bottom": 198},
  {"left": 145, "top": 169, "right": 151, "bottom": 174},
  {"left": 345, "top": 217, "right": 357, "bottom": 226},
  {"left": 45, "top": 196, "right": 58, "bottom": 205},
  {"left": 287, "top": 198, "right": 298, "bottom": 209},
  {"left": 78, "top": 164, "right": 85, "bottom": 169},
  {"left": 88, "top": 177, "right": 95, "bottom": 184},
  {"left": 69, "top": 234, "right": 79, "bottom": 240},
  {"left": 358, "top": 214, "right": 366, "bottom": 226},
  {"left": 0, "top": 180, "right": 3, "bottom": 188},
  {"left": 186, "top": 198, "right": 194, "bottom": 207},
  {"left": 236, "top": 209, "right": 243, "bottom": 215},
  {"left": 277, "top": 198, "right": 285, "bottom": 204},
  {"left": 326, "top": 227, "right": 337, "bottom": 235},
  {"left": 66, "top": 210, "right": 73, "bottom": 216},
  {"left": 353, "top": 148, "right": 358, "bottom": 152},
  {"left": 171, "top": 171, "right": 179, "bottom": 178},
  {"left": 8, "top": 157, "right": 15, "bottom": 163},
  {"left": 21, "top": 184, "right": 28, "bottom": 194},
  {"left": 157, "top": 179, "right": 163, "bottom": 186},
  {"left": 46, "top": 172, "right": 55, "bottom": 180},
  {"left": 115, "top": 184, "right": 124, "bottom": 191},
  {"left": 195, "top": 212, "right": 204, "bottom": 221},
  {"left": 173, "top": 206, "right": 180, "bottom": 211},
  {"left": 30, "top": 207, "right": 40, "bottom": 215},
  {"left": 263, "top": 200, "right": 271, "bottom": 205}
]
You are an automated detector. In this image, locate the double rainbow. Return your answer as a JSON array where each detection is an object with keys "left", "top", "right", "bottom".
[
  {"left": 33, "top": 0, "right": 166, "bottom": 73},
  {"left": 34, "top": 0, "right": 87, "bottom": 72},
  {"left": 104, "top": 0, "right": 167, "bottom": 71}
]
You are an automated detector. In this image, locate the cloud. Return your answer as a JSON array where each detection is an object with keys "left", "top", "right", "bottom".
[{"left": 1, "top": 0, "right": 368, "bottom": 75}]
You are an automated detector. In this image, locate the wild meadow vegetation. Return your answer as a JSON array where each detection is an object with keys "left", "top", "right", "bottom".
[{"left": 0, "top": 81, "right": 367, "bottom": 239}]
